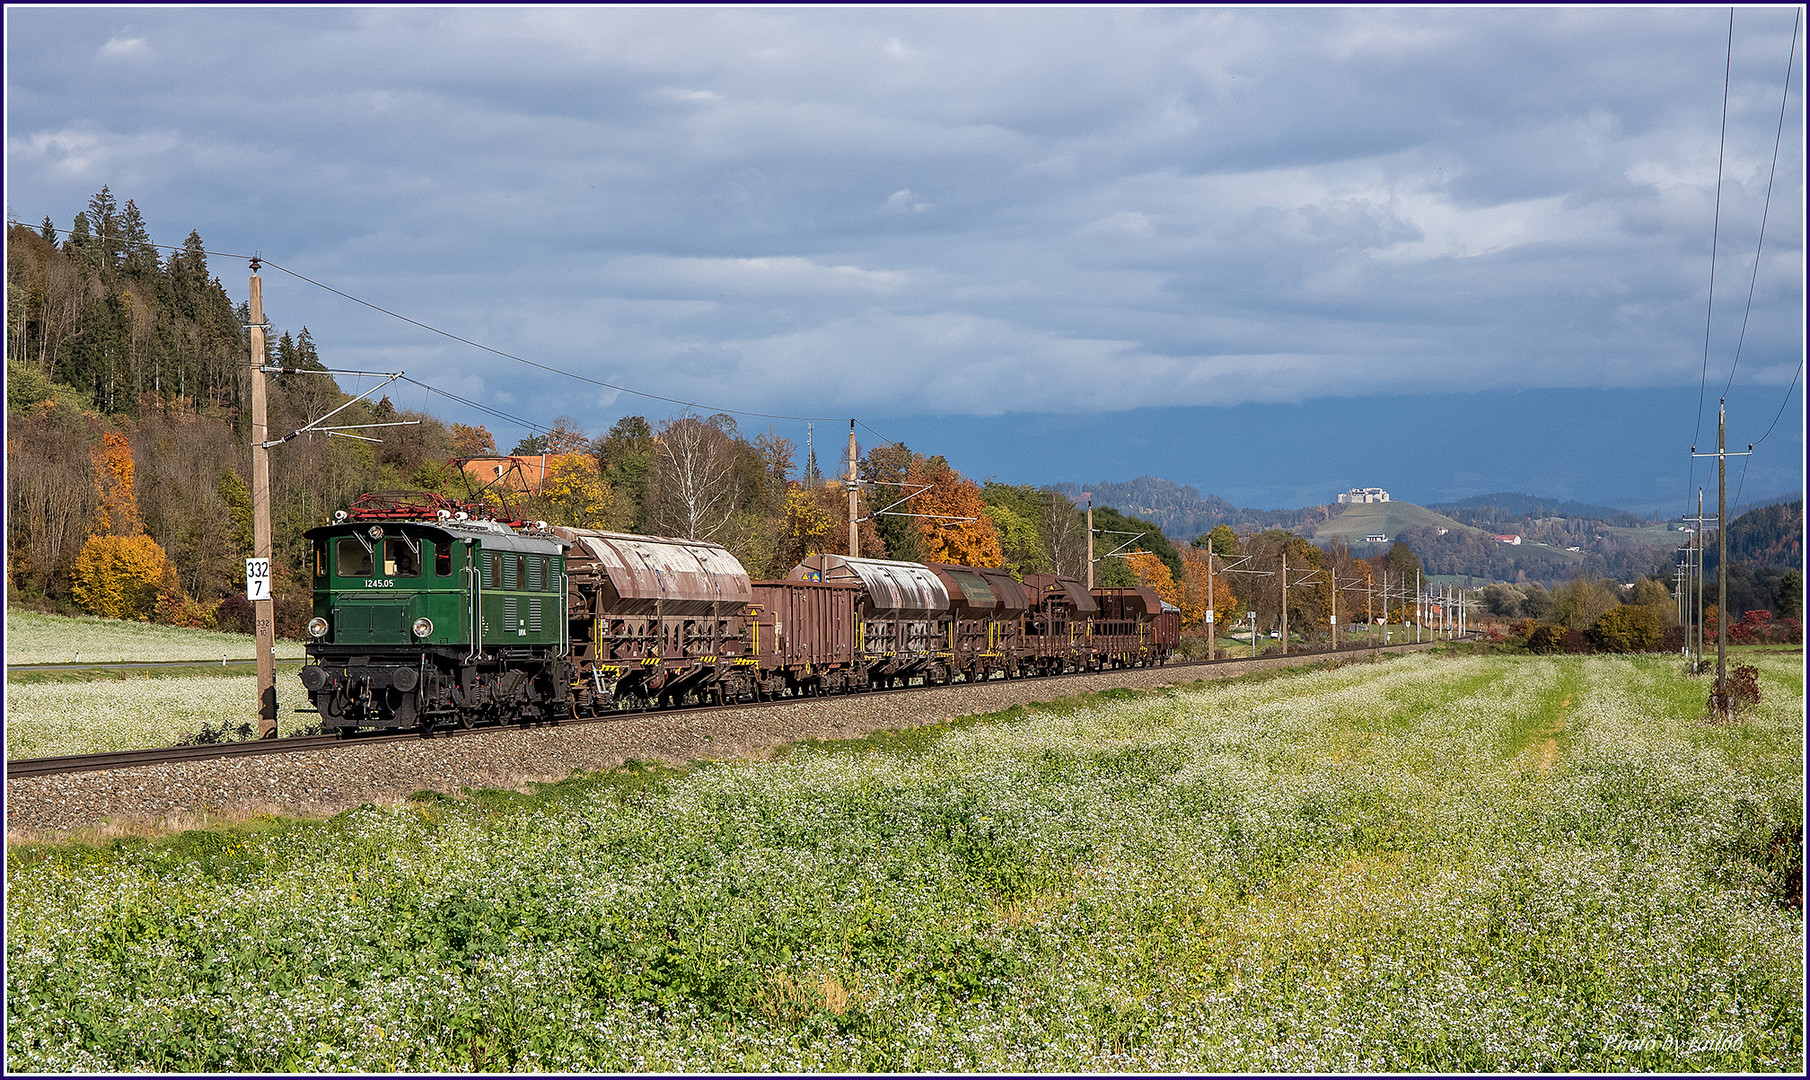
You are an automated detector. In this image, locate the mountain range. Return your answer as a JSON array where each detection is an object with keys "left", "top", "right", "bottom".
[{"left": 1061, "top": 476, "right": 1804, "bottom": 587}]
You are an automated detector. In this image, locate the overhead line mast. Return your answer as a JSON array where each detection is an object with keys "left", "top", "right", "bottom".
[{"left": 246, "top": 261, "right": 277, "bottom": 739}]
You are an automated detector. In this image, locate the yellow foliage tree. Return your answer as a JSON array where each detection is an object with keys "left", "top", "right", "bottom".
[
  {"left": 537, "top": 453, "right": 615, "bottom": 528},
  {"left": 90, "top": 430, "right": 142, "bottom": 536},
  {"left": 773, "top": 486, "right": 837, "bottom": 570},
  {"left": 905, "top": 457, "right": 1003, "bottom": 567},
  {"left": 70, "top": 533, "right": 178, "bottom": 620}
]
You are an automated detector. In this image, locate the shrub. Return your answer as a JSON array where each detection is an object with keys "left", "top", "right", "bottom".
[
  {"left": 1586, "top": 604, "right": 1665, "bottom": 653},
  {"left": 151, "top": 590, "right": 221, "bottom": 630},
  {"left": 1522, "top": 622, "right": 1567, "bottom": 654}
]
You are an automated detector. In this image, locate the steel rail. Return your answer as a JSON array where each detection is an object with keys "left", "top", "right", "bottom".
[{"left": 7, "top": 640, "right": 1447, "bottom": 780}]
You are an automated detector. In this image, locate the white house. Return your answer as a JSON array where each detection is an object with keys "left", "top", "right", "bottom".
[{"left": 1337, "top": 487, "right": 1391, "bottom": 504}]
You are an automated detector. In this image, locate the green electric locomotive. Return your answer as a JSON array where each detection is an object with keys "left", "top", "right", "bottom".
[{"left": 299, "top": 498, "right": 571, "bottom": 731}]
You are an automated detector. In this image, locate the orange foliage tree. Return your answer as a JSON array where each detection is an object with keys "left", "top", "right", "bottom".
[
  {"left": 90, "top": 430, "right": 142, "bottom": 537},
  {"left": 904, "top": 456, "right": 1003, "bottom": 567},
  {"left": 448, "top": 423, "right": 498, "bottom": 458},
  {"left": 1121, "top": 550, "right": 1181, "bottom": 607},
  {"left": 1178, "top": 548, "right": 1242, "bottom": 628}
]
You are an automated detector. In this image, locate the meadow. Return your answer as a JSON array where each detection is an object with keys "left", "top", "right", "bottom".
[
  {"left": 4, "top": 610, "right": 307, "bottom": 665},
  {"left": 4, "top": 649, "right": 1802, "bottom": 1072},
  {"left": 3, "top": 667, "right": 308, "bottom": 760}
]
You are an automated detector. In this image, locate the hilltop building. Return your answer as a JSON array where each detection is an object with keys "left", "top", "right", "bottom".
[{"left": 1337, "top": 487, "right": 1390, "bottom": 504}]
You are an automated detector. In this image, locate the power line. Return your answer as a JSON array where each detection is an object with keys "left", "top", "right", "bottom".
[
  {"left": 1721, "top": 6, "right": 1799, "bottom": 401},
  {"left": 6, "top": 215, "right": 858, "bottom": 428},
  {"left": 1687, "top": 8, "right": 1736, "bottom": 520}
]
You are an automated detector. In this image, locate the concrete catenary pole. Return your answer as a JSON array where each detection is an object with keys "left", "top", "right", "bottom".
[
  {"left": 847, "top": 420, "right": 859, "bottom": 558},
  {"left": 248, "top": 262, "right": 277, "bottom": 738}
]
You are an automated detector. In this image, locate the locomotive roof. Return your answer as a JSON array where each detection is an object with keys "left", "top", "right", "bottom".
[{"left": 304, "top": 517, "right": 567, "bottom": 555}]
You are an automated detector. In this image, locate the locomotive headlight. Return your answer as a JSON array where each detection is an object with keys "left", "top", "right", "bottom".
[
  {"left": 307, "top": 617, "right": 330, "bottom": 638},
  {"left": 412, "top": 617, "right": 434, "bottom": 638}
]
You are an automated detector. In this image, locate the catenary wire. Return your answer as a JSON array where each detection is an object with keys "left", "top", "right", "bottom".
[
  {"left": 11, "top": 218, "right": 925, "bottom": 464},
  {"left": 5, "top": 219, "right": 856, "bottom": 427}
]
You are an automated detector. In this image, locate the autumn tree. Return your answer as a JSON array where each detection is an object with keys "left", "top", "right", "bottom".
[
  {"left": 533, "top": 453, "right": 616, "bottom": 528},
  {"left": 1121, "top": 550, "right": 1180, "bottom": 607},
  {"left": 448, "top": 423, "right": 498, "bottom": 458},
  {"left": 1178, "top": 547, "right": 1242, "bottom": 629},
  {"left": 903, "top": 455, "right": 1002, "bottom": 567},
  {"left": 70, "top": 533, "right": 179, "bottom": 620},
  {"left": 860, "top": 441, "right": 926, "bottom": 564},
  {"left": 90, "top": 430, "right": 142, "bottom": 536}
]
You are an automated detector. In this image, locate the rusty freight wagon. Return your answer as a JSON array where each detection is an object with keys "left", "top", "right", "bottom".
[
  {"left": 1017, "top": 573, "right": 1099, "bottom": 674},
  {"left": 1088, "top": 586, "right": 1172, "bottom": 667},
  {"left": 556, "top": 527, "right": 754, "bottom": 713},
  {"left": 925, "top": 561, "right": 1029, "bottom": 681},
  {"left": 789, "top": 554, "right": 953, "bottom": 687}
]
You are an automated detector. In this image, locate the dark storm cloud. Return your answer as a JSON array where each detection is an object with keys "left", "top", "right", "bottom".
[{"left": 5, "top": 5, "right": 1802, "bottom": 463}]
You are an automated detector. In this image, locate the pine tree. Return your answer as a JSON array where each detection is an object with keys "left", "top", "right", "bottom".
[
  {"left": 87, "top": 186, "right": 121, "bottom": 270},
  {"left": 120, "top": 200, "right": 157, "bottom": 276}
]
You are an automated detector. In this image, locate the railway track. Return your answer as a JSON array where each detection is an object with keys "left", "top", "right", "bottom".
[{"left": 7, "top": 641, "right": 1444, "bottom": 780}]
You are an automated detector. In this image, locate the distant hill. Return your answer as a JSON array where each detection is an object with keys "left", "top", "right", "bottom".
[
  {"left": 1049, "top": 477, "right": 1318, "bottom": 540},
  {"left": 1708, "top": 499, "right": 1804, "bottom": 573},
  {"left": 1310, "top": 501, "right": 1479, "bottom": 545},
  {"left": 1428, "top": 492, "right": 1656, "bottom": 526},
  {"left": 1067, "top": 476, "right": 1691, "bottom": 586}
]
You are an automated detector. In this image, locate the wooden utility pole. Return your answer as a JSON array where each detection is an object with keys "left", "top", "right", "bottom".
[
  {"left": 847, "top": 420, "right": 859, "bottom": 557},
  {"left": 1328, "top": 568, "right": 1338, "bottom": 651},
  {"left": 1086, "top": 500, "right": 1095, "bottom": 590},
  {"left": 1278, "top": 551, "right": 1288, "bottom": 656},
  {"left": 1366, "top": 574, "right": 1374, "bottom": 649},
  {"left": 1693, "top": 403, "right": 1751, "bottom": 716},
  {"left": 1204, "top": 551, "right": 1215, "bottom": 660},
  {"left": 247, "top": 261, "right": 277, "bottom": 738},
  {"left": 1717, "top": 405, "right": 1729, "bottom": 713}
]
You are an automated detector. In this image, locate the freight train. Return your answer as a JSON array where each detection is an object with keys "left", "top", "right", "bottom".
[{"left": 298, "top": 494, "right": 1179, "bottom": 733}]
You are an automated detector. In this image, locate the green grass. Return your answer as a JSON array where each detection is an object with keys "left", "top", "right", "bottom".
[
  {"left": 4, "top": 610, "right": 307, "bottom": 666},
  {"left": 5, "top": 652, "right": 1801, "bottom": 1072}
]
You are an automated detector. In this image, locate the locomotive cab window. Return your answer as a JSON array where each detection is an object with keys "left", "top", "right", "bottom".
[
  {"left": 383, "top": 538, "right": 419, "bottom": 577},
  {"left": 313, "top": 541, "right": 327, "bottom": 580},
  {"left": 337, "top": 539, "right": 372, "bottom": 578},
  {"left": 435, "top": 543, "right": 453, "bottom": 577}
]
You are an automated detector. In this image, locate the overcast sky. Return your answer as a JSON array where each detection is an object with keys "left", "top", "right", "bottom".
[{"left": 5, "top": 5, "right": 1804, "bottom": 512}]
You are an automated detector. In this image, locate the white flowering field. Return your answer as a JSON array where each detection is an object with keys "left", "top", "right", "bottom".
[
  {"left": 6, "top": 650, "right": 1802, "bottom": 1072},
  {"left": 3, "top": 672, "right": 299, "bottom": 759},
  {"left": 5, "top": 610, "right": 306, "bottom": 665}
]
